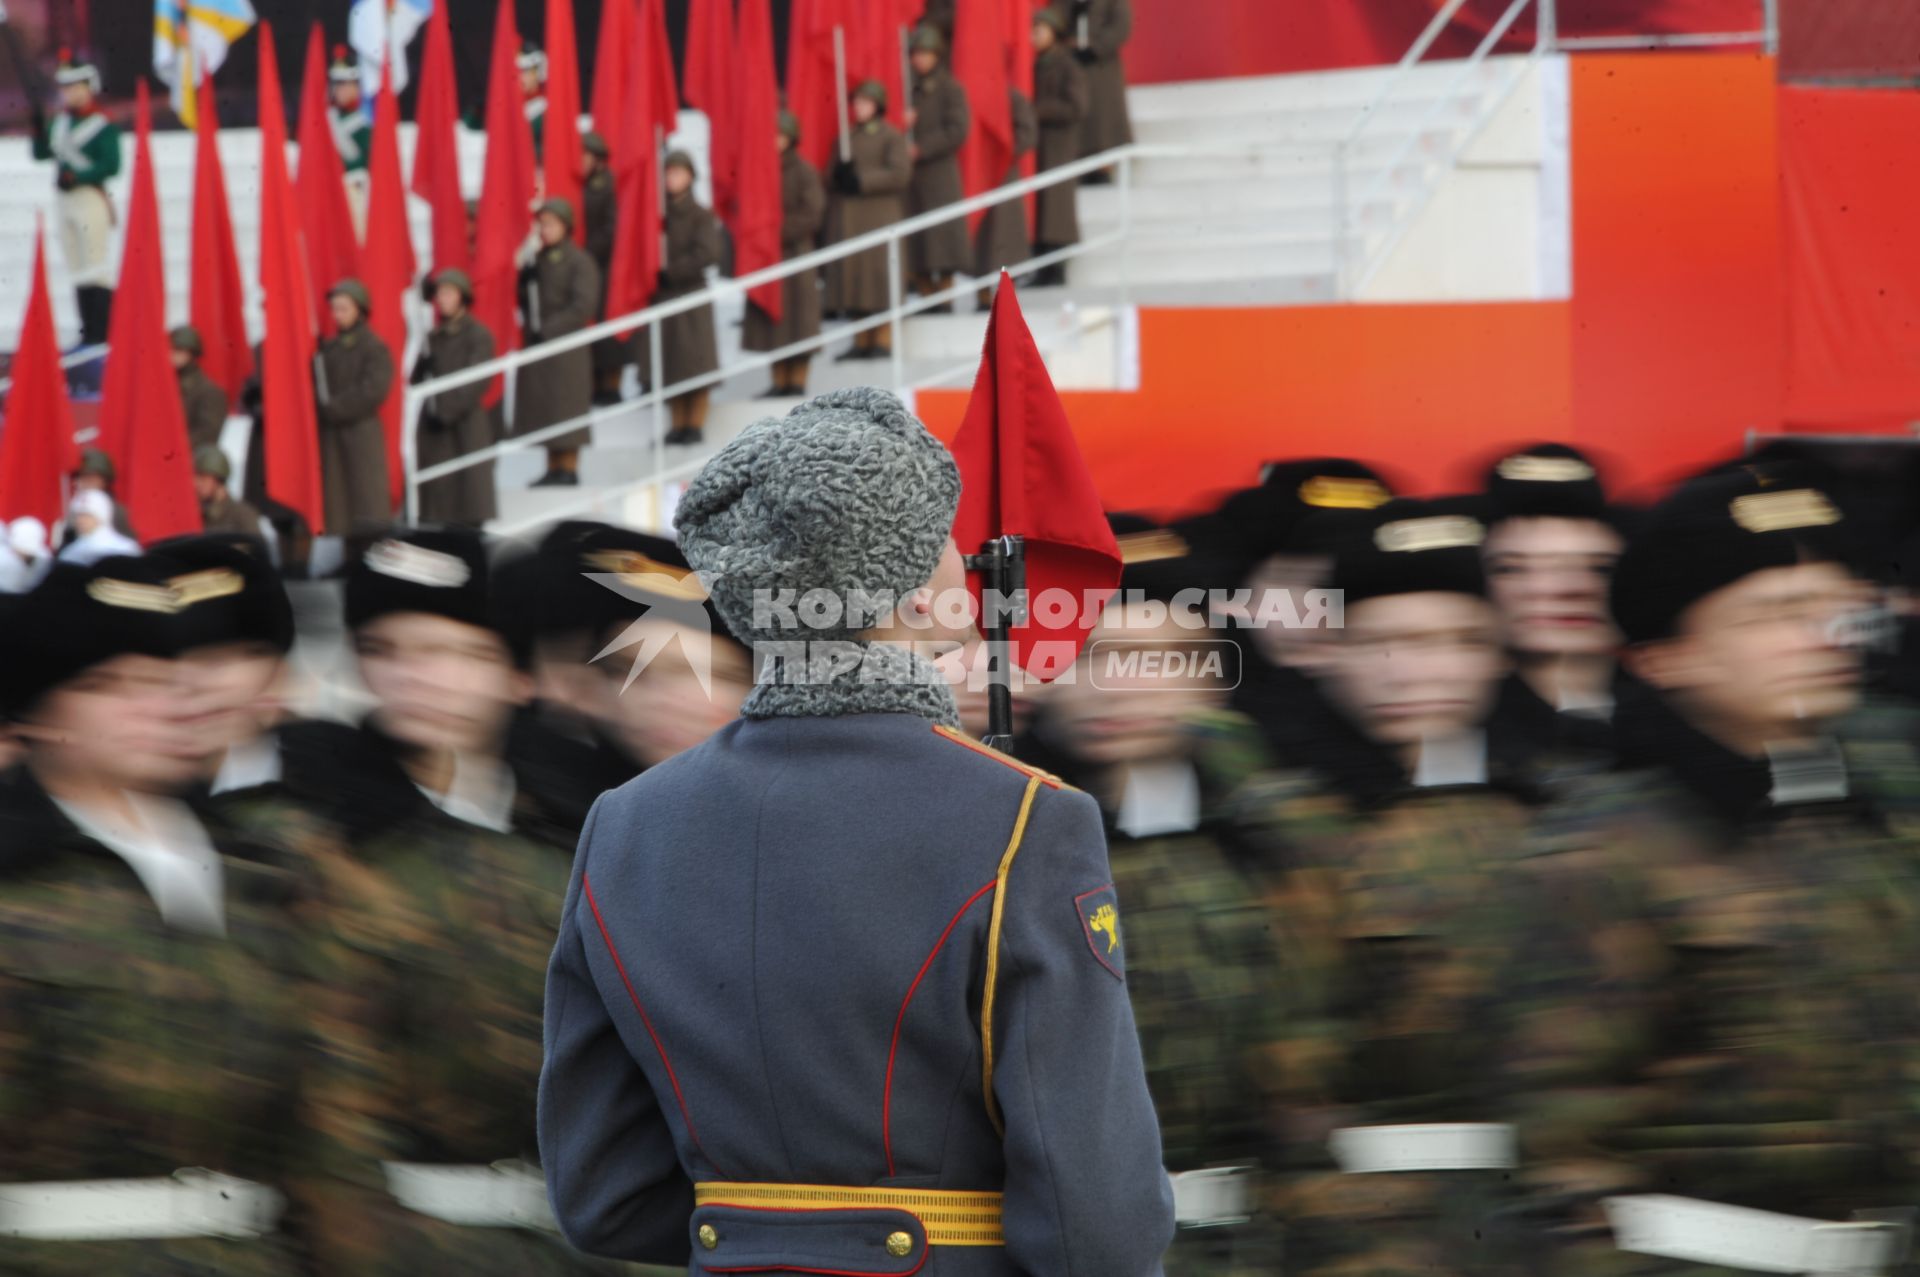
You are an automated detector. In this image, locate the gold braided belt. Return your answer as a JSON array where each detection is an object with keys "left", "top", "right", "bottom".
[{"left": 692, "top": 1182, "right": 1006, "bottom": 1247}]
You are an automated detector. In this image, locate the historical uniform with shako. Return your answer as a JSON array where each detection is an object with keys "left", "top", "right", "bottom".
[
  {"left": 520, "top": 43, "right": 549, "bottom": 158},
  {"left": 829, "top": 81, "right": 913, "bottom": 360},
  {"left": 539, "top": 388, "right": 1176, "bottom": 1273},
  {"left": 32, "top": 49, "right": 121, "bottom": 351},
  {"left": 329, "top": 48, "right": 373, "bottom": 231},
  {"left": 314, "top": 277, "right": 395, "bottom": 533},
  {"left": 742, "top": 111, "right": 827, "bottom": 398},
  {"left": 0, "top": 552, "right": 321, "bottom": 1277},
  {"left": 905, "top": 26, "right": 972, "bottom": 305}
]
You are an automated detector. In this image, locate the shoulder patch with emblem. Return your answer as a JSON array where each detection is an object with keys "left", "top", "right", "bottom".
[{"left": 1074, "top": 884, "right": 1125, "bottom": 980}]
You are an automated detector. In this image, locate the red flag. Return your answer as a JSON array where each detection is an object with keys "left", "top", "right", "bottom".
[
  {"left": 590, "top": 0, "right": 634, "bottom": 157},
  {"left": 97, "top": 81, "right": 199, "bottom": 543},
  {"left": 363, "top": 59, "right": 416, "bottom": 512},
  {"left": 473, "top": 0, "right": 537, "bottom": 404},
  {"left": 188, "top": 76, "right": 253, "bottom": 403},
  {"left": 684, "top": 0, "right": 738, "bottom": 221},
  {"left": 733, "top": 0, "right": 783, "bottom": 322},
  {"left": 297, "top": 26, "right": 362, "bottom": 337},
  {"left": 787, "top": 0, "right": 856, "bottom": 173},
  {"left": 544, "top": 0, "right": 585, "bottom": 242},
  {"left": 948, "top": 277, "right": 1120, "bottom": 680},
  {"left": 953, "top": 0, "right": 1013, "bottom": 233},
  {"left": 256, "top": 22, "right": 327, "bottom": 536},
  {"left": 0, "top": 225, "right": 78, "bottom": 528},
  {"left": 411, "top": 0, "right": 469, "bottom": 273},
  {"left": 636, "top": 0, "right": 680, "bottom": 137}
]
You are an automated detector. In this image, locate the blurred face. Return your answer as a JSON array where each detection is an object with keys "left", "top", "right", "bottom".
[
  {"left": 330, "top": 82, "right": 359, "bottom": 112},
  {"left": 432, "top": 283, "right": 467, "bottom": 320},
  {"left": 1630, "top": 561, "right": 1862, "bottom": 745},
  {"left": 1322, "top": 592, "right": 1508, "bottom": 748},
  {"left": 60, "top": 82, "right": 92, "bottom": 112},
  {"left": 73, "top": 473, "right": 107, "bottom": 495},
  {"left": 911, "top": 49, "right": 939, "bottom": 76},
  {"left": 537, "top": 212, "right": 568, "bottom": 246},
  {"left": 71, "top": 512, "right": 101, "bottom": 537},
  {"left": 194, "top": 474, "right": 224, "bottom": 503},
  {"left": 597, "top": 621, "right": 751, "bottom": 768},
  {"left": 1242, "top": 551, "right": 1335, "bottom": 671},
  {"left": 329, "top": 295, "right": 362, "bottom": 331},
  {"left": 1483, "top": 517, "right": 1623, "bottom": 658},
  {"left": 354, "top": 613, "right": 531, "bottom": 756},
  {"left": 520, "top": 67, "right": 544, "bottom": 96},
  {"left": 853, "top": 96, "right": 878, "bottom": 124},
  {"left": 20, "top": 655, "right": 203, "bottom": 792},
  {"left": 171, "top": 348, "right": 191, "bottom": 371},
  {"left": 176, "top": 642, "right": 286, "bottom": 768},
  {"left": 777, "top": 132, "right": 792, "bottom": 153},
  {"left": 935, "top": 638, "right": 1042, "bottom": 740},
  {"left": 1041, "top": 602, "right": 1228, "bottom": 767},
  {"left": 1033, "top": 22, "right": 1057, "bottom": 51},
  {"left": 665, "top": 165, "right": 693, "bottom": 197}
]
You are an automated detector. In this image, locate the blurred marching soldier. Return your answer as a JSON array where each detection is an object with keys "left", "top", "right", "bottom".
[
  {"left": 1068, "top": 0, "right": 1134, "bottom": 181},
  {"left": 1019, "top": 517, "right": 1288, "bottom": 1274},
  {"left": 657, "top": 151, "right": 723, "bottom": 446},
  {"left": 314, "top": 277, "right": 395, "bottom": 534},
  {"left": 210, "top": 530, "right": 630, "bottom": 1274},
  {"left": 0, "top": 552, "right": 319, "bottom": 1276},
  {"left": 1193, "top": 499, "right": 1639, "bottom": 1276},
  {"left": 905, "top": 26, "right": 971, "bottom": 310},
  {"left": 172, "top": 324, "right": 231, "bottom": 451},
  {"left": 330, "top": 48, "right": 372, "bottom": 229},
  {"left": 539, "top": 388, "right": 1176, "bottom": 1270},
  {"left": 1560, "top": 465, "right": 1920, "bottom": 1275},
  {"left": 518, "top": 197, "right": 602, "bottom": 487},
  {"left": 411, "top": 267, "right": 499, "bottom": 527},
  {"left": 32, "top": 49, "right": 120, "bottom": 353},
  {"left": 582, "top": 132, "right": 630, "bottom": 406},
  {"left": 194, "top": 445, "right": 269, "bottom": 540},
  {"left": 1478, "top": 442, "right": 1625, "bottom": 763},
  {"left": 65, "top": 446, "right": 139, "bottom": 543},
  {"left": 1031, "top": 10, "right": 1089, "bottom": 286},
  {"left": 974, "top": 85, "right": 1037, "bottom": 308},
  {"left": 742, "top": 111, "right": 826, "bottom": 398},
  {"left": 521, "top": 42, "right": 549, "bottom": 158},
  {"left": 918, "top": 0, "right": 955, "bottom": 42},
  {"left": 829, "top": 81, "right": 912, "bottom": 361}
]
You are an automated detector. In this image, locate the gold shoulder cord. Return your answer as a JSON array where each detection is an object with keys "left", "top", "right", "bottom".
[{"left": 980, "top": 774, "right": 1044, "bottom": 1138}]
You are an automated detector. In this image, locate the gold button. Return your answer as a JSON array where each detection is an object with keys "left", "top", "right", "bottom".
[
  {"left": 885, "top": 1230, "right": 914, "bottom": 1257},
  {"left": 697, "top": 1223, "right": 719, "bottom": 1250}
]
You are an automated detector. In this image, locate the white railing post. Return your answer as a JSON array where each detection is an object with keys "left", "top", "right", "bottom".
[
  {"left": 1761, "top": 0, "right": 1778, "bottom": 55},
  {"left": 887, "top": 235, "right": 905, "bottom": 390},
  {"left": 1536, "top": 0, "right": 1556, "bottom": 52},
  {"left": 1332, "top": 143, "right": 1349, "bottom": 300},
  {"left": 401, "top": 389, "right": 423, "bottom": 524},
  {"left": 1117, "top": 151, "right": 1134, "bottom": 307},
  {"left": 648, "top": 320, "right": 665, "bottom": 449}
]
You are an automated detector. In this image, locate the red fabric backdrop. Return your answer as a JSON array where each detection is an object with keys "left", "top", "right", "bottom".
[{"left": 1779, "top": 85, "right": 1920, "bottom": 430}]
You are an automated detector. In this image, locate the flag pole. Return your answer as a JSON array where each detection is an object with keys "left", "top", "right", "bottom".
[
  {"left": 899, "top": 23, "right": 911, "bottom": 124},
  {"left": 833, "top": 25, "right": 851, "bottom": 162},
  {"left": 964, "top": 533, "right": 1026, "bottom": 750}
]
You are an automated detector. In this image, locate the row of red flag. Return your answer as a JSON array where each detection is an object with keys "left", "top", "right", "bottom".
[{"left": 0, "top": 0, "right": 1052, "bottom": 546}]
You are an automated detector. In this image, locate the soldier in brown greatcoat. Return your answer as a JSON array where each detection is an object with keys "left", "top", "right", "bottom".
[
  {"left": 581, "top": 131, "right": 629, "bottom": 407},
  {"left": 516, "top": 198, "right": 602, "bottom": 488},
  {"left": 1068, "top": 0, "right": 1134, "bottom": 179},
  {"left": 1033, "top": 10, "right": 1090, "bottom": 286},
  {"left": 171, "top": 325, "right": 231, "bottom": 452},
  {"left": 742, "top": 111, "right": 827, "bottom": 398},
  {"left": 905, "top": 26, "right": 971, "bottom": 311},
  {"left": 829, "top": 81, "right": 912, "bottom": 361},
  {"left": 192, "top": 445, "right": 267, "bottom": 539},
  {"left": 314, "top": 278, "right": 394, "bottom": 534},
  {"left": 657, "top": 151, "right": 724, "bottom": 446},
  {"left": 412, "top": 268, "right": 499, "bottom": 527},
  {"left": 974, "top": 86, "right": 1038, "bottom": 308}
]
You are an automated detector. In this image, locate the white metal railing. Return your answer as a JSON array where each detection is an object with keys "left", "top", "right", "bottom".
[
  {"left": 1334, "top": 0, "right": 1778, "bottom": 297},
  {"left": 0, "top": 342, "right": 108, "bottom": 397},
  {"left": 404, "top": 140, "right": 1217, "bottom": 528}
]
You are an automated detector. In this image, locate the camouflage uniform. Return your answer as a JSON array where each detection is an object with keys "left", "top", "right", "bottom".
[
  {"left": 1193, "top": 708, "right": 1650, "bottom": 1276},
  {"left": 0, "top": 771, "right": 321, "bottom": 1277},
  {"left": 214, "top": 783, "right": 666, "bottom": 1276}
]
